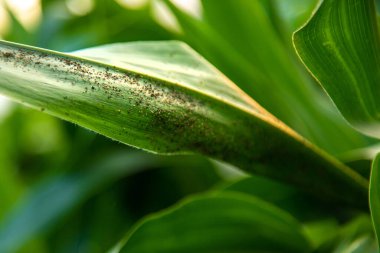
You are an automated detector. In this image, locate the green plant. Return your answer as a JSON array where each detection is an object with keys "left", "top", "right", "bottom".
[{"left": 1, "top": 0, "right": 380, "bottom": 252}]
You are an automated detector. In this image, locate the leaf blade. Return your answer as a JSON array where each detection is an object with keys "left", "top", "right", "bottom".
[
  {"left": 0, "top": 39, "right": 368, "bottom": 205},
  {"left": 72, "top": 41, "right": 262, "bottom": 115},
  {"left": 293, "top": 0, "right": 380, "bottom": 138},
  {"left": 115, "top": 192, "right": 313, "bottom": 253}
]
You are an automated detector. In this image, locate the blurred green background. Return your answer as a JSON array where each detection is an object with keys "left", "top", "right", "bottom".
[{"left": 1, "top": 0, "right": 377, "bottom": 252}]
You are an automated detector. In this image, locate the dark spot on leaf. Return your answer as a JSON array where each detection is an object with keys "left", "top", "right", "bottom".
[{"left": 2, "top": 52, "right": 14, "bottom": 58}]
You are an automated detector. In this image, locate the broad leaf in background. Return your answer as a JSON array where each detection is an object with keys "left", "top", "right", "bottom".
[
  {"left": 164, "top": 0, "right": 375, "bottom": 156},
  {"left": 293, "top": 0, "right": 380, "bottom": 138},
  {"left": 370, "top": 153, "right": 380, "bottom": 247},
  {"left": 113, "top": 192, "right": 312, "bottom": 253},
  {"left": 0, "top": 40, "right": 368, "bottom": 205},
  {"left": 219, "top": 176, "right": 342, "bottom": 249}
]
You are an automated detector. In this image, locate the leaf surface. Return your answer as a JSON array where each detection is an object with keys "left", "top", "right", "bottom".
[
  {"left": 72, "top": 41, "right": 259, "bottom": 114},
  {"left": 0, "top": 40, "right": 368, "bottom": 205},
  {"left": 293, "top": 0, "right": 380, "bottom": 138},
  {"left": 113, "top": 192, "right": 313, "bottom": 253}
]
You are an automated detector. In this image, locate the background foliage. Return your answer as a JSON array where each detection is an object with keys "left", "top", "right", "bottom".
[{"left": 0, "top": 0, "right": 379, "bottom": 252}]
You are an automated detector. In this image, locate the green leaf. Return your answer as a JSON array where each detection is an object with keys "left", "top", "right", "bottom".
[
  {"left": 293, "top": 0, "right": 380, "bottom": 138},
  {"left": 0, "top": 151, "right": 156, "bottom": 253},
  {"left": 0, "top": 40, "right": 368, "bottom": 205},
  {"left": 113, "top": 192, "right": 313, "bottom": 253},
  {"left": 370, "top": 153, "right": 380, "bottom": 247}
]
